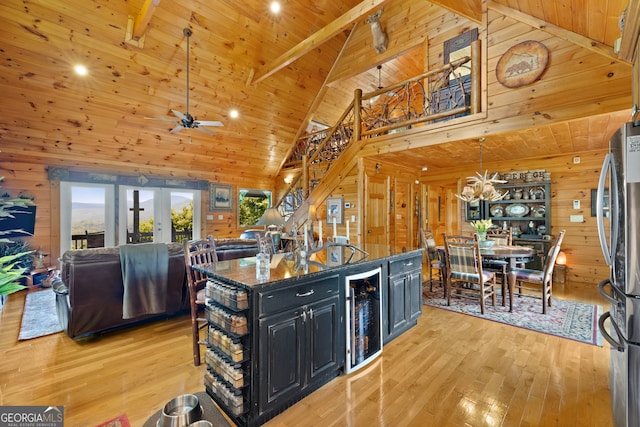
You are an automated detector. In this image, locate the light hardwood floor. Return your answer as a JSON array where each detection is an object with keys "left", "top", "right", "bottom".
[{"left": 0, "top": 281, "right": 612, "bottom": 427}]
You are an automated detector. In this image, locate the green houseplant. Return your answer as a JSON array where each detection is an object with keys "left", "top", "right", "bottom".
[{"left": 0, "top": 176, "right": 35, "bottom": 297}]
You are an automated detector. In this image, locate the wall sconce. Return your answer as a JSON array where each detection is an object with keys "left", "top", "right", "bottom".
[
  {"left": 556, "top": 251, "right": 567, "bottom": 265},
  {"left": 554, "top": 251, "right": 567, "bottom": 284},
  {"left": 375, "top": 163, "right": 381, "bottom": 174}
]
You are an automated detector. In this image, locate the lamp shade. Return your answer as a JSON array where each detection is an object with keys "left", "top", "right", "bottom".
[
  {"left": 556, "top": 250, "right": 567, "bottom": 266},
  {"left": 256, "top": 207, "right": 285, "bottom": 226}
]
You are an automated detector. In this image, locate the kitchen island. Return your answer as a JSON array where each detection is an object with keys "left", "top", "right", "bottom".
[{"left": 193, "top": 247, "right": 423, "bottom": 426}]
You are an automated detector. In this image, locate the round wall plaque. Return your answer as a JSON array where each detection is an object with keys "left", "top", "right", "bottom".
[{"left": 495, "top": 40, "right": 549, "bottom": 88}]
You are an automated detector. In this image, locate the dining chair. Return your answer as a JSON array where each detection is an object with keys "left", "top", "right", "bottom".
[
  {"left": 486, "top": 227, "right": 512, "bottom": 245},
  {"left": 483, "top": 227, "right": 512, "bottom": 303},
  {"left": 420, "top": 228, "right": 445, "bottom": 295},
  {"left": 443, "top": 233, "right": 496, "bottom": 314},
  {"left": 511, "top": 230, "right": 566, "bottom": 314},
  {"left": 183, "top": 235, "right": 218, "bottom": 366}
]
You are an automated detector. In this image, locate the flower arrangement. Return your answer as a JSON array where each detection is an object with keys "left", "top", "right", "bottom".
[{"left": 470, "top": 219, "right": 493, "bottom": 234}]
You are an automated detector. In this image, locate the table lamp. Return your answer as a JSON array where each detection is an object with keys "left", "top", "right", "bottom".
[{"left": 257, "top": 207, "right": 286, "bottom": 247}]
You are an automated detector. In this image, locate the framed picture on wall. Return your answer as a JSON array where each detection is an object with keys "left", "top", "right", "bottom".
[
  {"left": 326, "top": 197, "right": 343, "bottom": 225},
  {"left": 210, "top": 183, "right": 232, "bottom": 211},
  {"left": 327, "top": 245, "right": 343, "bottom": 267}
]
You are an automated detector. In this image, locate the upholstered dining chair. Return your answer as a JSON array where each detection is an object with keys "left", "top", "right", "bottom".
[
  {"left": 511, "top": 230, "right": 566, "bottom": 314},
  {"left": 420, "top": 228, "right": 445, "bottom": 294},
  {"left": 483, "top": 227, "right": 512, "bottom": 302},
  {"left": 183, "top": 235, "right": 218, "bottom": 366},
  {"left": 442, "top": 233, "right": 496, "bottom": 314},
  {"left": 486, "top": 227, "right": 512, "bottom": 245}
]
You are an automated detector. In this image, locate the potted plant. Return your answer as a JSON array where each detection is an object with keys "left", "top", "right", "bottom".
[
  {"left": 470, "top": 219, "right": 493, "bottom": 246},
  {"left": 0, "top": 177, "right": 35, "bottom": 306}
]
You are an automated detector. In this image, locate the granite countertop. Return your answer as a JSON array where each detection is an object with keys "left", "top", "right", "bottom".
[{"left": 193, "top": 247, "right": 423, "bottom": 289}]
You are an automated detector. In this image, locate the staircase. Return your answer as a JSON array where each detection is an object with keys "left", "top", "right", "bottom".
[{"left": 277, "top": 41, "right": 481, "bottom": 232}]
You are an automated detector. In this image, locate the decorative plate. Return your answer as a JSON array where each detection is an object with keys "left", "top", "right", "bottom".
[
  {"left": 489, "top": 204, "right": 505, "bottom": 217},
  {"left": 505, "top": 203, "right": 530, "bottom": 217},
  {"left": 496, "top": 40, "right": 549, "bottom": 88},
  {"left": 533, "top": 205, "right": 546, "bottom": 218}
]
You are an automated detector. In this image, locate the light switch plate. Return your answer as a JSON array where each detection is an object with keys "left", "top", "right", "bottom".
[
  {"left": 573, "top": 200, "right": 580, "bottom": 209},
  {"left": 218, "top": 214, "right": 224, "bottom": 220},
  {"left": 206, "top": 214, "right": 213, "bottom": 220},
  {"left": 570, "top": 215, "right": 584, "bottom": 223}
]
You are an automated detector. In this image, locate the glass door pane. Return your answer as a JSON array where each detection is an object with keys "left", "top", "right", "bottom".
[
  {"left": 169, "top": 191, "right": 195, "bottom": 243},
  {"left": 122, "top": 188, "right": 157, "bottom": 244},
  {"left": 60, "top": 182, "right": 115, "bottom": 252}
]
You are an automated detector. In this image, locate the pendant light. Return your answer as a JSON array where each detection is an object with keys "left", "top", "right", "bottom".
[{"left": 455, "top": 138, "right": 507, "bottom": 203}]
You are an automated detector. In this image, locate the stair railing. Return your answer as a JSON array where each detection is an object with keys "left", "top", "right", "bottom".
[{"left": 277, "top": 41, "right": 480, "bottom": 231}]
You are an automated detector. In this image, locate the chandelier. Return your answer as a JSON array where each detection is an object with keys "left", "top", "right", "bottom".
[{"left": 455, "top": 139, "right": 507, "bottom": 203}]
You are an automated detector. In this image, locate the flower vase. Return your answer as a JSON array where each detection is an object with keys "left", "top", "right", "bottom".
[{"left": 477, "top": 232, "right": 495, "bottom": 247}]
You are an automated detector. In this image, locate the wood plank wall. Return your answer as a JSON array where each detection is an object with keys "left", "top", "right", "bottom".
[
  {"left": 0, "top": 160, "right": 272, "bottom": 264},
  {"left": 421, "top": 149, "right": 610, "bottom": 286}
]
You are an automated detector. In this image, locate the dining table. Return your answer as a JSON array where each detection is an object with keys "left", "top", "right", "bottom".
[{"left": 437, "top": 244, "right": 536, "bottom": 312}]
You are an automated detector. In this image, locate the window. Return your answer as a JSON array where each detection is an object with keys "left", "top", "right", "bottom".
[{"left": 238, "top": 189, "right": 271, "bottom": 228}]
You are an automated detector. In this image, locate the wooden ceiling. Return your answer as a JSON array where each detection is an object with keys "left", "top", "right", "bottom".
[{"left": 0, "top": 0, "right": 630, "bottom": 183}]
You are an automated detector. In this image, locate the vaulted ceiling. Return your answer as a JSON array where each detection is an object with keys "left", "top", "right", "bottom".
[{"left": 0, "top": 0, "right": 631, "bottom": 184}]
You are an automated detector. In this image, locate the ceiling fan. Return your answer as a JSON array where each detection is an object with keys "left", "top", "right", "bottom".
[{"left": 147, "top": 28, "right": 223, "bottom": 135}]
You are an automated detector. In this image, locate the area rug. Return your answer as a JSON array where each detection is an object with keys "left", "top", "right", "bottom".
[
  {"left": 95, "top": 413, "right": 130, "bottom": 427},
  {"left": 423, "top": 289, "right": 603, "bottom": 346},
  {"left": 18, "top": 288, "right": 63, "bottom": 340}
]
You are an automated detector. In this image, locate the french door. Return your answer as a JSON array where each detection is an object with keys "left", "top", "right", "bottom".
[
  {"left": 118, "top": 186, "right": 201, "bottom": 244},
  {"left": 60, "top": 183, "right": 200, "bottom": 254}
]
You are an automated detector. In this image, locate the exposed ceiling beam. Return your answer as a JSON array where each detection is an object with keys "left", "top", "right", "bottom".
[
  {"left": 250, "top": 0, "right": 386, "bottom": 85},
  {"left": 133, "top": 0, "right": 161, "bottom": 40},
  {"left": 619, "top": 0, "right": 640, "bottom": 62},
  {"left": 488, "top": 0, "right": 625, "bottom": 64}
]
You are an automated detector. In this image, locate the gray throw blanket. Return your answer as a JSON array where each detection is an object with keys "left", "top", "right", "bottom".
[{"left": 120, "top": 243, "right": 169, "bottom": 319}]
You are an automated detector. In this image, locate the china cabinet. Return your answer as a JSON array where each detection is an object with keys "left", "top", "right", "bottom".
[{"left": 466, "top": 181, "right": 551, "bottom": 269}]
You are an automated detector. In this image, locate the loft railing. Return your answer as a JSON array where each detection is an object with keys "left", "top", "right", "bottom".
[{"left": 277, "top": 41, "right": 481, "bottom": 226}]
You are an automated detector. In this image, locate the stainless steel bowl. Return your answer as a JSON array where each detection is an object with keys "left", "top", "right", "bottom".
[
  {"left": 187, "top": 421, "right": 213, "bottom": 427},
  {"left": 158, "top": 394, "right": 203, "bottom": 427}
]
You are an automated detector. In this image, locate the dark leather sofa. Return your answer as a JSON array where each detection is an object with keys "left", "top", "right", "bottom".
[
  {"left": 54, "top": 238, "right": 259, "bottom": 338},
  {"left": 214, "top": 238, "right": 260, "bottom": 261},
  {"left": 54, "top": 243, "right": 187, "bottom": 338}
]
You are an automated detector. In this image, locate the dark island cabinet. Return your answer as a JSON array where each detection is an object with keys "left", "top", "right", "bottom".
[
  {"left": 256, "top": 274, "right": 343, "bottom": 423},
  {"left": 194, "top": 251, "right": 423, "bottom": 426},
  {"left": 384, "top": 253, "right": 423, "bottom": 344}
]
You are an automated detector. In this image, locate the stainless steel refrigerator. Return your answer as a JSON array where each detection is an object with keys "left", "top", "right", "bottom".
[{"left": 597, "top": 122, "right": 640, "bottom": 427}]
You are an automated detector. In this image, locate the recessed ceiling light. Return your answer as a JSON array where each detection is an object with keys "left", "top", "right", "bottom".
[
  {"left": 73, "top": 64, "right": 88, "bottom": 76},
  {"left": 229, "top": 109, "right": 239, "bottom": 119},
  {"left": 270, "top": 2, "right": 281, "bottom": 14},
  {"left": 421, "top": 166, "right": 428, "bottom": 171}
]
